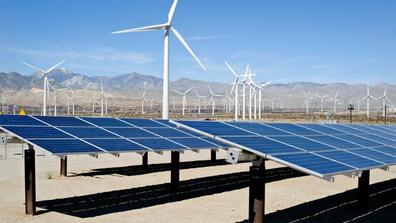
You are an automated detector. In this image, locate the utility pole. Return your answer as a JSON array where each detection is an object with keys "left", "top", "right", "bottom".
[{"left": 347, "top": 104, "right": 354, "bottom": 124}]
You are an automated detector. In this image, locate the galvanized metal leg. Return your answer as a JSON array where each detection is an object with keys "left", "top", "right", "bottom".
[
  {"left": 142, "top": 152, "right": 148, "bottom": 170},
  {"left": 211, "top": 149, "right": 216, "bottom": 163},
  {"left": 24, "top": 145, "right": 36, "bottom": 215},
  {"left": 171, "top": 151, "right": 180, "bottom": 193},
  {"left": 358, "top": 170, "right": 370, "bottom": 209},
  {"left": 249, "top": 159, "right": 265, "bottom": 223},
  {"left": 60, "top": 156, "right": 67, "bottom": 177}
]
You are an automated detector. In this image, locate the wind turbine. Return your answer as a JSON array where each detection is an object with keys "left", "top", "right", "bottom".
[
  {"left": 194, "top": 90, "right": 206, "bottom": 114},
  {"left": 207, "top": 86, "right": 224, "bottom": 116},
  {"left": 316, "top": 94, "right": 329, "bottom": 113},
  {"left": 112, "top": 0, "right": 206, "bottom": 120},
  {"left": 225, "top": 61, "right": 250, "bottom": 121},
  {"left": 257, "top": 81, "right": 271, "bottom": 119},
  {"left": 173, "top": 86, "right": 193, "bottom": 116},
  {"left": 22, "top": 59, "right": 67, "bottom": 116},
  {"left": 136, "top": 84, "right": 149, "bottom": 114},
  {"left": 376, "top": 86, "right": 392, "bottom": 117},
  {"left": 48, "top": 81, "right": 66, "bottom": 116},
  {"left": 330, "top": 92, "right": 340, "bottom": 114},
  {"left": 302, "top": 91, "right": 312, "bottom": 114},
  {"left": 361, "top": 85, "right": 376, "bottom": 117}
]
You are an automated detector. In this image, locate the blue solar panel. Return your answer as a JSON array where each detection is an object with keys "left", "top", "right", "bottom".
[
  {"left": 327, "top": 125, "right": 367, "bottom": 135},
  {"left": 85, "top": 139, "right": 147, "bottom": 152},
  {"left": 170, "top": 137, "right": 219, "bottom": 149},
  {"left": 222, "top": 136, "right": 305, "bottom": 154},
  {"left": 60, "top": 127, "right": 117, "bottom": 138},
  {"left": 81, "top": 117, "right": 130, "bottom": 127},
  {"left": 316, "top": 150, "right": 383, "bottom": 169},
  {"left": 121, "top": 118, "right": 165, "bottom": 127},
  {"left": 30, "top": 139, "right": 104, "bottom": 154},
  {"left": 0, "top": 115, "right": 45, "bottom": 126},
  {"left": 105, "top": 127, "right": 157, "bottom": 138},
  {"left": 366, "top": 125, "right": 396, "bottom": 134},
  {"left": 273, "top": 153, "right": 355, "bottom": 175},
  {"left": 356, "top": 134, "right": 396, "bottom": 146},
  {"left": 335, "top": 134, "right": 384, "bottom": 148},
  {"left": 3, "top": 126, "right": 73, "bottom": 139},
  {"left": 305, "top": 135, "right": 360, "bottom": 149},
  {"left": 265, "top": 123, "right": 320, "bottom": 135},
  {"left": 269, "top": 136, "right": 335, "bottom": 152},
  {"left": 372, "top": 146, "right": 396, "bottom": 157},
  {"left": 144, "top": 127, "right": 191, "bottom": 137},
  {"left": 299, "top": 124, "right": 345, "bottom": 135},
  {"left": 132, "top": 138, "right": 186, "bottom": 150},
  {"left": 351, "top": 125, "right": 390, "bottom": 135},
  {"left": 177, "top": 121, "right": 254, "bottom": 136},
  {"left": 229, "top": 122, "right": 291, "bottom": 136},
  {"left": 348, "top": 148, "right": 396, "bottom": 164},
  {"left": 34, "top": 116, "right": 92, "bottom": 127}
]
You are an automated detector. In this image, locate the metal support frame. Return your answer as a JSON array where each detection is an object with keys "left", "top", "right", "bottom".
[
  {"left": 24, "top": 145, "right": 36, "bottom": 215},
  {"left": 249, "top": 159, "right": 265, "bottom": 223},
  {"left": 142, "top": 152, "right": 148, "bottom": 170},
  {"left": 358, "top": 170, "right": 370, "bottom": 209},
  {"left": 60, "top": 156, "right": 67, "bottom": 177},
  {"left": 211, "top": 149, "right": 216, "bottom": 163},
  {"left": 171, "top": 151, "right": 180, "bottom": 193}
]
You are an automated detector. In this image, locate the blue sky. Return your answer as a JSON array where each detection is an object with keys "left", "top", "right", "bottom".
[{"left": 1, "top": 0, "right": 395, "bottom": 84}]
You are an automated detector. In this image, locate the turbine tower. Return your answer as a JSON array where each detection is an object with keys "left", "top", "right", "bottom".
[
  {"left": 22, "top": 59, "right": 67, "bottom": 116},
  {"left": 316, "top": 94, "right": 329, "bottom": 113},
  {"left": 361, "top": 85, "right": 376, "bottom": 118},
  {"left": 112, "top": 0, "right": 206, "bottom": 120},
  {"left": 376, "top": 86, "right": 392, "bottom": 117},
  {"left": 173, "top": 86, "right": 193, "bottom": 116}
]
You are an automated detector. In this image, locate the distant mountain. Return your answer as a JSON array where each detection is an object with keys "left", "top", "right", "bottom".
[{"left": 1, "top": 68, "right": 395, "bottom": 109}]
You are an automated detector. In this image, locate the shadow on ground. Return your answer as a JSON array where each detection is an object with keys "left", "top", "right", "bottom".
[
  {"left": 72, "top": 159, "right": 247, "bottom": 177},
  {"left": 237, "top": 178, "right": 396, "bottom": 223},
  {"left": 37, "top": 167, "right": 305, "bottom": 218}
]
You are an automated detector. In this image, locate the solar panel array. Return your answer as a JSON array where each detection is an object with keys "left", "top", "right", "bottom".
[
  {"left": 175, "top": 121, "right": 396, "bottom": 178},
  {"left": 0, "top": 115, "right": 225, "bottom": 155}
]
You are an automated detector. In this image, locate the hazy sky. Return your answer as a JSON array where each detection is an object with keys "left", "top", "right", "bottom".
[{"left": 1, "top": 0, "right": 395, "bottom": 84}]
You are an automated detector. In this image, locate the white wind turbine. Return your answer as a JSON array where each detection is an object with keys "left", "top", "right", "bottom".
[
  {"left": 256, "top": 81, "right": 271, "bottom": 119},
  {"left": 194, "top": 90, "right": 206, "bottom": 114},
  {"left": 22, "top": 59, "right": 67, "bottom": 116},
  {"left": 136, "top": 85, "right": 149, "bottom": 114},
  {"left": 112, "top": 0, "right": 206, "bottom": 120},
  {"left": 376, "top": 86, "right": 392, "bottom": 117},
  {"left": 302, "top": 91, "right": 312, "bottom": 114},
  {"left": 48, "top": 81, "right": 66, "bottom": 116},
  {"left": 316, "top": 94, "right": 329, "bottom": 113},
  {"left": 173, "top": 86, "right": 193, "bottom": 116},
  {"left": 207, "top": 86, "right": 224, "bottom": 116},
  {"left": 225, "top": 61, "right": 251, "bottom": 121},
  {"left": 330, "top": 92, "right": 340, "bottom": 114},
  {"left": 361, "top": 85, "right": 376, "bottom": 117}
]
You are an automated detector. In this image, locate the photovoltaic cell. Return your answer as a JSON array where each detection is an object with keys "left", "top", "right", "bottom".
[
  {"left": 29, "top": 139, "right": 104, "bottom": 154},
  {"left": 348, "top": 148, "right": 396, "bottom": 164},
  {"left": 81, "top": 117, "right": 130, "bottom": 127},
  {"left": 121, "top": 118, "right": 165, "bottom": 127},
  {"left": 305, "top": 135, "right": 360, "bottom": 149},
  {"left": 273, "top": 153, "right": 355, "bottom": 175},
  {"left": 265, "top": 123, "right": 321, "bottom": 135},
  {"left": 3, "top": 126, "right": 73, "bottom": 139},
  {"left": 316, "top": 150, "right": 383, "bottom": 169},
  {"left": 34, "top": 116, "right": 92, "bottom": 127},
  {"left": 85, "top": 139, "right": 147, "bottom": 152},
  {"left": 228, "top": 122, "right": 291, "bottom": 136},
  {"left": 144, "top": 127, "right": 191, "bottom": 138},
  {"left": 299, "top": 124, "right": 345, "bottom": 135},
  {"left": 170, "top": 137, "right": 219, "bottom": 149},
  {"left": 0, "top": 115, "right": 45, "bottom": 126},
  {"left": 60, "top": 127, "right": 118, "bottom": 139},
  {"left": 177, "top": 121, "right": 254, "bottom": 136},
  {"left": 132, "top": 138, "right": 186, "bottom": 150},
  {"left": 105, "top": 127, "right": 157, "bottom": 138},
  {"left": 335, "top": 134, "right": 383, "bottom": 148},
  {"left": 269, "top": 136, "right": 335, "bottom": 152}
]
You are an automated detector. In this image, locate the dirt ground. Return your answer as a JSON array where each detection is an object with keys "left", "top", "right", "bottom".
[{"left": 0, "top": 143, "right": 395, "bottom": 223}]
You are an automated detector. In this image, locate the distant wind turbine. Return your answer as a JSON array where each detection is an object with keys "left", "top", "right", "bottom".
[
  {"left": 173, "top": 86, "right": 193, "bottom": 116},
  {"left": 112, "top": 0, "right": 206, "bottom": 120},
  {"left": 376, "top": 86, "right": 392, "bottom": 117},
  {"left": 207, "top": 86, "right": 224, "bottom": 116},
  {"left": 316, "top": 94, "right": 329, "bottom": 113},
  {"left": 21, "top": 59, "right": 67, "bottom": 115},
  {"left": 361, "top": 85, "right": 376, "bottom": 117}
]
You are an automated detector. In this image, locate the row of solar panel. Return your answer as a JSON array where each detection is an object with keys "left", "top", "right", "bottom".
[
  {"left": 176, "top": 121, "right": 396, "bottom": 177},
  {"left": 0, "top": 115, "right": 227, "bottom": 155}
]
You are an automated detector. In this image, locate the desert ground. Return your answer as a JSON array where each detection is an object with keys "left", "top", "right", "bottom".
[{"left": 0, "top": 143, "right": 395, "bottom": 223}]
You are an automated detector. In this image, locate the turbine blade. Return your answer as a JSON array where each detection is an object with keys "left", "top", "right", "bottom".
[
  {"left": 21, "top": 62, "right": 46, "bottom": 74},
  {"left": 224, "top": 61, "right": 238, "bottom": 76},
  {"left": 173, "top": 90, "right": 183, "bottom": 95},
  {"left": 46, "top": 59, "right": 68, "bottom": 73},
  {"left": 208, "top": 86, "right": 214, "bottom": 95},
  {"left": 112, "top": 23, "right": 167, "bottom": 34},
  {"left": 170, "top": 27, "right": 207, "bottom": 70},
  {"left": 168, "top": 0, "right": 179, "bottom": 24},
  {"left": 185, "top": 86, "right": 194, "bottom": 94}
]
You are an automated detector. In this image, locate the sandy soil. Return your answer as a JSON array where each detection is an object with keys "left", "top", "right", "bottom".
[{"left": 0, "top": 143, "right": 395, "bottom": 223}]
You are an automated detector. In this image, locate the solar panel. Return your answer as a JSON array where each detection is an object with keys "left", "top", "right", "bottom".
[
  {"left": 60, "top": 127, "right": 118, "bottom": 138},
  {"left": 4, "top": 126, "right": 73, "bottom": 139},
  {"left": 29, "top": 139, "right": 105, "bottom": 154},
  {"left": 34, "top": 116, "right": 92, "bottom": 127},
  {"left": 81, "top": 117, "right": 131, "bottom": 127},
  {"left": 174, "top": 120, "right": 396, "bottom": 179},
  {"left": 85, "top": 139, "right": 148, "bottom": 152},
  {"left": 0, "top": 115, "right": 45, "bottom": 126}
]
